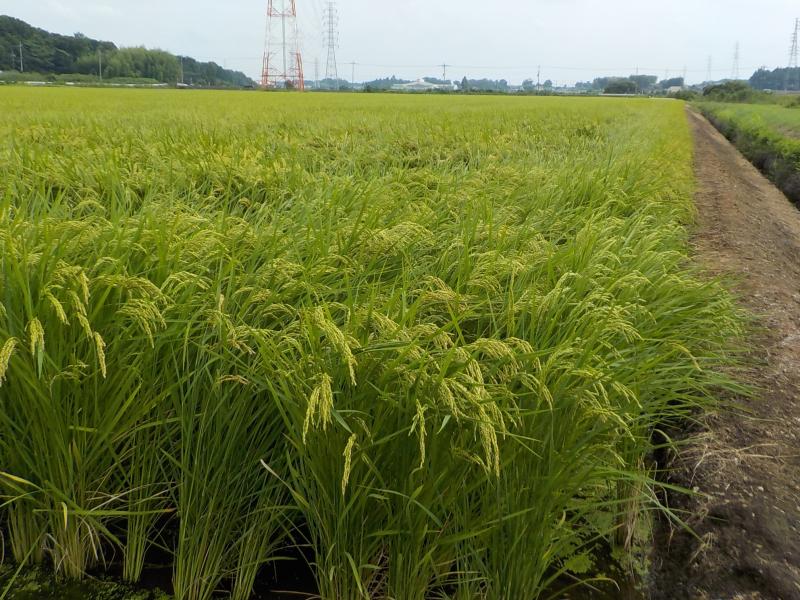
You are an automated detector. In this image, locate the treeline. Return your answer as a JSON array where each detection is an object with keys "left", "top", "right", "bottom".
[
  {"left": 460, "top": 78, "right": 511, "bottom": 92},
  {"left": 702, "top": 81, "right": 772, "bottom": 104},
  {"left": 749, "top": 67, "right": 800, "bottom": 91},
  {"left": 0, "top": 16, "right": 254, "bottom": 87},
  {"left": 362, "top": 76, "right": 410, "bottom": 90},
  {"left": 574, "top": 75, "right": 683, "bottom": 94}
]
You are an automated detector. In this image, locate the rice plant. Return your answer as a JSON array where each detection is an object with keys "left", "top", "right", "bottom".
[{"left": 0, "top": 88, "right": 744, "bottom": 599}]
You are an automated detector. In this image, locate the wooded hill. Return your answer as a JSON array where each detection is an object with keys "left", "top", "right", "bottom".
[{"left": 0, "top": 16, "right": 255, "bottom": 87}]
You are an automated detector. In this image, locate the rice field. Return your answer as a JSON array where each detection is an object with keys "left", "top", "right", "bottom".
[{"left": 0, "top": 88, "right": 743, "bottom": 599}]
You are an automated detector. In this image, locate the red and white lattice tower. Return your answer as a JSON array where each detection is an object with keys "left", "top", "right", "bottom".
[{"left": 262, "top": 0, "right": 305, "bottom": 90}]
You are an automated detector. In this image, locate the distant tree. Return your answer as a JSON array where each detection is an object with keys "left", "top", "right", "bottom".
[
  {"left": 659, "top": 77, "right": 684, "bottom": 89},
  {"left": 103, "top": 47, "right": 180, "bottom": 82},
  {"left": 461, "top": 76, "right": 469, "bottom": 91},
  {"left": 628, "top": 74, "right": 657, "bottom": 92},
  {"left": 604, "top": 79, "right": 637, "bottom": 94},
  {"left": 0, "top": 15, "right": 254, "bottom": 86},
  {"left": 671, "top": 89, "right": 698, "bottom": 101},
  {"left": 590, "top": 75, "right": 658, "bottom": 92},
  {"left": 0, "top": 16, "right": 115, "bottom": 73},
  {"left": 522, "top": 78, "right": 535, "bottom": 92},
  {"left": 703, "top": 81, "right": 766, "bottom": 103},
  {"left": 750, "top": 66, "right": 800, "bottom": 91},
  {"left": 543, "top": 79, "right": 553, "bottom": 89},
  {"left": 592, "top": 77, "right": 613, "bottom": 90},
  {"left": 361, "top": 76, "right": 411, "bottom": 90}
]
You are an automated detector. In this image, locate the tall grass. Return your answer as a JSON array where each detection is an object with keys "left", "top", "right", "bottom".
[{"left": 0, "top": 89, "right": 743, "bottom": 599}]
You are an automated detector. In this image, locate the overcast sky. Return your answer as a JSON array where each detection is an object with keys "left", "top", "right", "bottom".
[{"left": 2, "top": 0, "right": 797, "bottom": 85}]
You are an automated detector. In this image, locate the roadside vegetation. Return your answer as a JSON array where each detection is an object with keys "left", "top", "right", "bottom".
[
  {"left": 0, "top": 88, "right": 744, "bottom": 599},
  {"left": 699, "top": 100, "right": 800, "bottom": 203}
]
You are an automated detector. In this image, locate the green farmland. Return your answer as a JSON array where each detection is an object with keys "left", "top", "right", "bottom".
[{"left": 0, "top": 89, "right": 742, "bottom": 599}]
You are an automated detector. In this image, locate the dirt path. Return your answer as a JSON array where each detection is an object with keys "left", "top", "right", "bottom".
[{"left": 650, "top": 110, "right": 800, "bottom": 599}]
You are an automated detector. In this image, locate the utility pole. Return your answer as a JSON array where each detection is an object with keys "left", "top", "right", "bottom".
[
  {"left": 536, "top": 65, "right": 541, "bottom": 92},
  {"left": 441, "top": 63, "right": 449, "bottom": 82},
  {"left": 682, "top": 65, "right": 687, "bottom": 87},
  {"left": 706, "top": 56, "right": 713, "bottom": 83},
  {"left": 10, "top": 48, "right": 15, "bottom": 72},
  {"left": 732, "top": 41, "right": 740, "bottom": 80},
  {"left": 350, "top": 61, "right": 356, "bottom": 89},
  {"left": 98, "top": 49, "right": 103, "bottom": 81},
  {"left": 19, "top": 42, "right": 23, "bottom": 72},
  {"left": 314, "top": 57, "right": 319, "bottom": 89},
  {"left": 323, "top": 1, "right": 339, "bottom": 86}
]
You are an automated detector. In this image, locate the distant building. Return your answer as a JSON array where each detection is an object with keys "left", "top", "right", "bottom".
[
  {"left": 391, "top": 79, "right": 454, "bottom": 92},
  {"left": 666, "top": 85, "right": 685, "bottom": 94}
]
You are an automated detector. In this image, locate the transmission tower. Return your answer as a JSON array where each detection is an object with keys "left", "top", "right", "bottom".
[
  {"left": 731, "top": 42, "right": 740, "bottom": 80},
  {"left": 262, "top": 0, "right": 305, "bottom": 90},
  {"left": 788, "top": 19, "right": 800, "bottom": 90},
  {"left": 323, "top": 1, "right": 339, "bottom": 85}
]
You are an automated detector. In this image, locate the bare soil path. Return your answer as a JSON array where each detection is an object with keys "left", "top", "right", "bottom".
[{"left": 650, "top": 110, "right": 800, "bottom": 599}]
